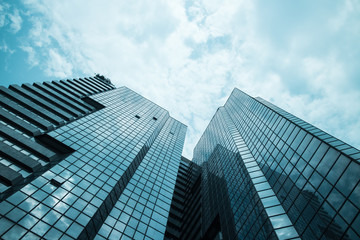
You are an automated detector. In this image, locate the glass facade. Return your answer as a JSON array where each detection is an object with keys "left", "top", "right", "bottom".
[
  {"left": 1, "top": 77, "right": 360, "bottom": 240},
  {"left": 0, "top": 77, "right": 186, "bottom": 239},
  {"left": 192, "top": 88, "right": 360, "bottom": 240}
]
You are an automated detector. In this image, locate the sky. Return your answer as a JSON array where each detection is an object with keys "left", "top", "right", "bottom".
[{"left": 1, "top": 0, "right": 360, "bottom": 159}]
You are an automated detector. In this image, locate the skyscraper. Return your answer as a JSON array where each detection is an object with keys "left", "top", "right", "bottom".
[
  {"left": 1, "top": 77, "right": 360, "bottom": 240},
  {"left": 0, "top": 76, "right": 187, "bottom": 239},
  {"left": 185, "top": 88, "right": 360, "bottom": 240}
]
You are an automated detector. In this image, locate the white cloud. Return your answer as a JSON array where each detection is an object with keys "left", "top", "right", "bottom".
[
  {"left": 0, "top": 3, "right": 9, "bottom": 28},
  {"left": 0, "top": 3, "right": 22, "bottom": 33},
  {"left": 16, "top": 0, "right": 360, "bottom": 158},
  {"left": 329, "top": 0, "right": 360, "bottom": 31},
  {"left": 19, "top": 46, "right": 38, "bottom": 67},
  {"left": 0, "top": 40, "right": 15, "bottom": 54},
  {"left": 44, "top": 49, "right": 73, "bottom": 78},
  {"left": 1, "top": 40, "right": 15, "bottom": 71},
  {"left": 8, "top": 9, "right": 22, "bottom": 33}
]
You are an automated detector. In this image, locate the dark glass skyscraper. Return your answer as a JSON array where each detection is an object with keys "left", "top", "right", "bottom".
[
  {"left": 190, "top": 88, "right": 360, "bottom": 240},
  {"left": 1, "top": 77, "right": 360, "bottom": 240},
  {"left": 0, "top": 76, "right": 186, "bottom": 239}
]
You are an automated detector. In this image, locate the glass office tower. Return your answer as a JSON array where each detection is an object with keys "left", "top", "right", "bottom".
[
  {"left": 0, "top": 76, "right": 187, "bottom": 239},
  {"left": 2, "top": 76, "right": 360, "bottom": 240},
  {"left": 192, "top": 88, "right": 360, "bottom": 240}
]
